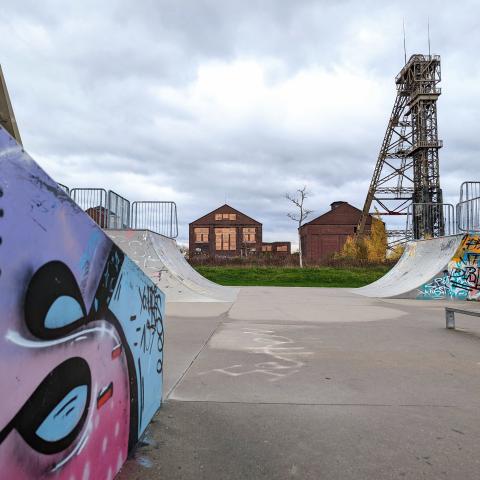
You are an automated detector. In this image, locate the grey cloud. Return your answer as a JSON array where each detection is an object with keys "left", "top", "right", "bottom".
[{"left": 2, "top": 0, "right": 480, "bottom": 245}]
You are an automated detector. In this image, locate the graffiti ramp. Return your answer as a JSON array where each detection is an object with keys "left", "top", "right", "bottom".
[
  {"left": 0, "top": 126, "right": 165, "bottom": 478},
  {"left": 106, "top": 229, "right": 239, "bottom": 303},
  {"left": 355, "top": 234, "right": 480, "bottom": 300}
]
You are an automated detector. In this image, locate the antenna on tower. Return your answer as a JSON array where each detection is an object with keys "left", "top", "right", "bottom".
[
  {"left": 427, "top": 17, "right": 431, "bottom": 57},
  {"left": 402, "top": 19, "right": 407, "bottom": 64}
]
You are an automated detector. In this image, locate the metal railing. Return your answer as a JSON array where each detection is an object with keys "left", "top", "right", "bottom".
[
  {"left": 409, "top": 86, "right": 441, "bottom": 102},
  {"left": 459, "top": 181, "right": 480, "bottom": 202},
  {"left": 409, "top": 139, "right": 443, "bottom": 153},
  {"left": 71, "top": 188, "right": 109, "bottom": 228},
  {"left": 131, "top": 201, "right": 178, "bottom": 238},
  {"left": 68, "top": 187, "right": 178, "bottom": 238},
  {"left": 57, "top": 183, "right": 70, "bottom": 195},
  {"left": 406, "top": 202, "right": 456, "bottom": 240},
  {"left": 457, "top": 196, "right": 480, "bottom": 232},
  {"left": 108, "top": 190, "right": 130, "bottom": 229}
]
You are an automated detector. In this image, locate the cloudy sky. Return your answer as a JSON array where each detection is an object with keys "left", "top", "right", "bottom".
[{"left": 2, "top": 0, "right": 479, "bottom": 246}]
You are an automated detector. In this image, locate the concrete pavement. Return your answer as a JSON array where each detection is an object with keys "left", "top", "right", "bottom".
[{"left": 118, "top": 287, "right": 480, "bottom": 479}]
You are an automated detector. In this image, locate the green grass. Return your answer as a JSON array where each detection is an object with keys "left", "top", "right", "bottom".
[{"left": 194, "top": 266, "right": 392, "bottom": 288}]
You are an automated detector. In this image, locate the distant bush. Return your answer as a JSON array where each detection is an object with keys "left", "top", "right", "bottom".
[
  {"left": 188, "top": 251, "right": 397, "bottom": 269},
  {"left": 334, "top": 209, "right": 390, "bottom": 265},
  {"left": 388, "top": 244, "right": 405, "bottom": 262},
  {"left": 189, "top": 253, "right": 300, "bottom": 268}
]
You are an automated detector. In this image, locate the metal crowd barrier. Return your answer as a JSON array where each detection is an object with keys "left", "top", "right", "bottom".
[
  {"left": 131, "top": 201, "right": 178, "bottom": 239},
  {"left": 457, "top": 196, "right": 480, "bottom": 232},
  {"left": 405, "top": 202, "right": 456, "bottom": 240},
  {"left": 71, "top": 188, "right": 109, "bottom": 228},
  {"left": 459, "top": 181, "right": 480, "bottom": 202},
  {"left": 67, "top": 186, "right": 178, "bottom": 238},
  {"left": 57, "top": 183, "right": 70, "bottom": 195},
  {"left": 108, "top": 190, "right": 130, "bottom": 229}
]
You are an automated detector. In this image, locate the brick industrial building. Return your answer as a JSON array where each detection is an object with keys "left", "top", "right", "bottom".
[
  {"left": 189, "top": 204, "right": 290, "bottom": 258},
  {"left": 299, "top": 201, "right": 373, "bottom": 264}
]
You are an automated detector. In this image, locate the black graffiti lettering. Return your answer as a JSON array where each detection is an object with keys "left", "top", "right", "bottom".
[
  {"left": 137, "top": 285, "right": 164, "bottom": 359},
  {"left": 466, "top": 237, "right": 480, "bottom": 249}
]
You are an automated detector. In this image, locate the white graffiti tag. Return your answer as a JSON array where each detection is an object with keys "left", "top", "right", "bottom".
[{"left": 200, "top": 328, "right": 313, "bottom": 381}]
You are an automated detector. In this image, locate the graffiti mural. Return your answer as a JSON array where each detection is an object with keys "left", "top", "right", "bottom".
[
  {"left": 418, "top": 235, "right": 480, "bottom": 300},
  {"left": 0, "top": 127, "right": 164, "bottom": 479}
]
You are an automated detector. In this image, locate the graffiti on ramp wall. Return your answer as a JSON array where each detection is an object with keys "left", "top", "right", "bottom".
[
  {"left": 418, "top": 235, "right": 480, "bottom": 300},
  {"left": 0, "top": 128, "right": 164, "bottom": 479}
]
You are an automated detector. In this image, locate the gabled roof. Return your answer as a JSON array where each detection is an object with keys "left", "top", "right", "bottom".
[
  {"left": 190, "top": 203, "right": 262, "bottom": 225},
  {"left": 301, "top": 201, "right": 372, "bottom": 227}
]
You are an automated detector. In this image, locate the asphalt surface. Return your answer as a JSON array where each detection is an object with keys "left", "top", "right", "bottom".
[{"left": 118, "top": 288, "right": 480, "bottom": 480}]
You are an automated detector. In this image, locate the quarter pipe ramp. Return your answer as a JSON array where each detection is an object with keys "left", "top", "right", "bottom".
[
  {"left": 355, "top": 234, "right": 480, "bottom": 300},
  {"left": 106, "top": 229, "right": 239, "bottom": 303}
]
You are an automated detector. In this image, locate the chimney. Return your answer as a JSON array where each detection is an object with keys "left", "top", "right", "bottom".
[{"left": 331, "top": 201, "right": 346, "bottom": 210}]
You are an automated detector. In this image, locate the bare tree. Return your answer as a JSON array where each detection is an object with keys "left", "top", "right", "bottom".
[{"left": 286, "top": 186, "right": 313, "bottom": 268}]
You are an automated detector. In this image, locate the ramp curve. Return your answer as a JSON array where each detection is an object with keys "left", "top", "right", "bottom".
[
  {"left": 106, "top": 229, "right": 238, "bottom": 303},
  {"left": 355, "top": 234, "right": 480, "bottom": 300}
]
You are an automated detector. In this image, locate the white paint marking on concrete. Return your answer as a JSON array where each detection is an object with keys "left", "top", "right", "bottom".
[{"left": 199, "top": 328, "right": 313, "bottom": 382}]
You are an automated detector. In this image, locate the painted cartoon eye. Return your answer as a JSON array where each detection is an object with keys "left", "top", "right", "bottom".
[
  {"left": 25, "top": 261, "right": 87, "bottom": 339},
  {"left": 44, "top": 296, "right": 85, "bottom": 329},
  {"left": 36, "top": 385, "right": 89, "bottom": 442},
  {"left": 0, "top": 358, "right": 91, "bottom": 454}
]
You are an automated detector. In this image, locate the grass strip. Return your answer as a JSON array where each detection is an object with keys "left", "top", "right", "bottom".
[{"left": 194, "top": 266, "right": 391, "bottom": 288}]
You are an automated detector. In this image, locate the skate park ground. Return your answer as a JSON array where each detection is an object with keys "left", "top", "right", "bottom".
[{"left": 118, "top": 287, "right": 480, "bottom": 480}]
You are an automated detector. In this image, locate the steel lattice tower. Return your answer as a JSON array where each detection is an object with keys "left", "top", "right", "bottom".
[{"left": 357, "top": 54, "right": 443, "bottom": 241}]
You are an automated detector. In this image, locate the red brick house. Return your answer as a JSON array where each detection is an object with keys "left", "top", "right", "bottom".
[
  {"left": 261, "top": 242, "right": 291, "bottom": 255},
  {"left": 299, "top": 201, "right": 373, "bottom": 264},
  {"left": 190, "top": 204, "right": 292, "bottom": 259},
  {"left": 190, "top": 204, "right": 263, "bottom": 258},
  {"left": 86, "top": 206, "right": 108, "bottom": 228}
]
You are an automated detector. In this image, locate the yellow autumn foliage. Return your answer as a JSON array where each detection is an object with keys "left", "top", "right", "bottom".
[
  {"left": 337, "top": 211, "right": 387, "bottom": 263},
  {"left": 364, "top": 213, "right": 387, "bottom": 263},
  {"left": 338, "top": 235, "right": 368, "bottom": 261},
  {"left": 388, "top": 244, "right": 405, "bottom": 261}
]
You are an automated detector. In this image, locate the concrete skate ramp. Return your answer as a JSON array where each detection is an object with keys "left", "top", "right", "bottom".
[
  {"left": 107, "top": 229, "right": 239, "bottom": 303},
  {"left": 0, "top": 126, "right": 165, "bottom": 479},
  {"left": 355, "top": 234, "right": 480, "bottom": 300}
]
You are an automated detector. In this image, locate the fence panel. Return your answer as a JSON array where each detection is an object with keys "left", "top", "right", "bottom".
[
  {"left": 459, "top": 181, "right": 480, "bottom": 202},
  {"left": 108, "top": 190, "right": 130, "bottom": 229},
  {"left": 457, "top": 196, "right": 480, "bottom": 232},
  {"left": 57, "top": 183, "right": 70, "bottom": 195},
  {"left": 131, "top": 201, "right": 178, "bottom": 238},
  {"left": 406, "top": 203, "right": 456, "bottom": 240},
  {"left": 71, "top": 188, "right": 109, "bottom": 228}
]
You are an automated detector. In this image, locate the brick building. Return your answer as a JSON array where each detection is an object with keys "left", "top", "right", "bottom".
[
  {"left": 261, "top": 242, "right": 291, "bottom": 255},
  {"left": 299, "top": 201, "right": 373, "bottom": 264},
  {"left": 189, "top": 204, "right": 291, "bottom": 259},
  {"left": 190, "top": 204, "right": 262, "bottom": 258}
]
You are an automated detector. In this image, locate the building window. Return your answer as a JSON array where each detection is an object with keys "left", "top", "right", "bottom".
[
  {"left": 215, "top": 228, "right": 236, "bottom": 251},
  {"left": 276, "top": 245, "right": 288, "bottom": 252},
  {"left": 215, "top": 213, "right": 237, "bottom": 221},
  {"left": 262, "top": 245, "right": 272, "bottom": 252},
  {"left": 194, "top": 227, "right": 209, "bottom": 243},
  {"left": 242, "top": 227, "right": 256, "bottom": 243}
]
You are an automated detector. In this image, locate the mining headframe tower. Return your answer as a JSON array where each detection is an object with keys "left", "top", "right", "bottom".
[{"left": 357, "top": 54, "right": 444, "bottom": 243}]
